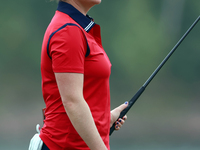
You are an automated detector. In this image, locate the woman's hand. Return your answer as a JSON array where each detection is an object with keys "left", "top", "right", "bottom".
[{"left": 110, "top": 102, "right": 128, "bottom": 130}]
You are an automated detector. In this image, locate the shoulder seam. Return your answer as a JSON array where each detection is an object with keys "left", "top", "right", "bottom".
[{"left": 47, "top": 23, "right": 90, "bottom": 59}]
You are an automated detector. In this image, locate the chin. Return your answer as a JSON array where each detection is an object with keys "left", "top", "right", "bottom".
[{"left": 92, "top": 0, "right": 101, "bottom": 5}]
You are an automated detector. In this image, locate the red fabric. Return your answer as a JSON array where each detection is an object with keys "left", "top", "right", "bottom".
[{"left": 40, "top": 10, "right": 111, "bottom": 150}]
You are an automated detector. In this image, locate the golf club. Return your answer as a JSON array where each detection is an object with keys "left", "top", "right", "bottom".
[{"left": 110, "top": 15, "right": 200, "bottom": 135}]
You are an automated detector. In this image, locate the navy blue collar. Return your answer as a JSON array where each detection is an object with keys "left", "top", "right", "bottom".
[{"left": 57, "top": 1, "right": 95, "bottom": 32}]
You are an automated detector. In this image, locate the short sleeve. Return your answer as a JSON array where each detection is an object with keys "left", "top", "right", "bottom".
[{"left": 49, "top": 25, "right": 87, "bottom": 73}]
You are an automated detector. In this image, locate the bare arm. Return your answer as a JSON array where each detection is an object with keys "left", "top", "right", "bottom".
[{"left": 55, "top": 73, "right": 107, "bottom": 150}]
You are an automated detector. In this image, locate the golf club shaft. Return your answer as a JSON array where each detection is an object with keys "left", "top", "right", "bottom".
[{"left": 110, "top": 15, "right": 200, "bottom": 136}]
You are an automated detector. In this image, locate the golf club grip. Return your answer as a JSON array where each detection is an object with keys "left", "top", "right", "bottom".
[{"left": 109, "top": 86, "right": 145, "bottom": 135}]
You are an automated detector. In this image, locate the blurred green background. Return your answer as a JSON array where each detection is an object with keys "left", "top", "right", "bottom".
[{"left": 0, "top": 0, "right": 200, "bottom": 149}]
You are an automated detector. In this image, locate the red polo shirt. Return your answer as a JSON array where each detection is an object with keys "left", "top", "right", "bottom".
[{"left": 40, "top": 1, "right": 111, "bottom": 150}]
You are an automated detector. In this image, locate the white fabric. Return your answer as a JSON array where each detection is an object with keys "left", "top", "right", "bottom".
[{"left": 28, "top": 124, "right": 43, "bottom": 150}]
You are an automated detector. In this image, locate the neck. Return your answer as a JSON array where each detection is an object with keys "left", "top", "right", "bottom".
[{"left": 61, "top": 0, "right": 94, "bottom": 16}]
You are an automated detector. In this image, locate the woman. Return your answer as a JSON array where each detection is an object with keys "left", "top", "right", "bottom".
[{"left": 34, "top": 0, "right": 128, "bottom": 149}]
